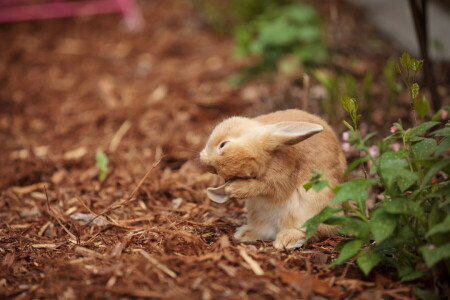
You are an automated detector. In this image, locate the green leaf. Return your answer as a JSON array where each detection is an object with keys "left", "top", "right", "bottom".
[
  {"left": 384, "top": 198, "right": 426, "bottom": 222},
  {"left": 410, "top": 59, "right": 424, "bottom": 71},
  {"left": 421, "top": 157, "right": 450, "bottom": 187},
  {"left": 357, "top": 251, "right": 381, "bottom": 275},
  {"left": 341, "top": 95, "right": 357, "bottom": 115},
  {"left": 325, "top": 216, "right": 370, "bottom": 238},
  {"left": 401, "top": 271, "right": 424, "bottom": 282},
  {"left": 374, "top": 226, "right": 414, "bottom": 251},
  {"left": 397, "top": 264, "right": 424, "bottom": 282},
  {"left": 376, "top": 153, "right": 418, "bottom": 192},
  {"left": 342, "top": 120, "right": 354, "bottom": 131},
  {"left": 413, "top": 287, "right": 440, "bottom": 300},
  {"left": 303, "top": 182, "right": 313, "bottom": 191},
  {"left": 409, "top": 83, "right": 419, "bottom": 100},
  {"left": 431, "top": 127, "right": 450, "bottom": 137},
  {"left": 422, "top": 242, "right": 450, "bottom": 267},
  {"left": 370, "top": 208, "right": 398, "bottom": 243},
  {"left": 405, "top": 121, "right": 440, "bottom": 140},
  {"left": 312, "top": 180, "right": 329, "bottom": 192},
  {"left": 413, "top": 96, "right": 429, "bottom": 119},
  {"left": 329, "top": 239, "right": 363, "bottom": 266},
  {"left": 332, "top": 179, "right": 377, "bottom": 208},
  {"left": 400, "top": 52, "right": 411, "bottom": 69},
  {"left": 431, "top": 181, "right": 450, "bottom": 198},
  {"left": 435, "top": 136, "right": 450, "bottom": 156},
  {"left": 426, "top": 215, "right": 450, "bottom": 237},
  {"left": 302, "top": 207, "right": 342, "bottom": 240},
  {"left": 411, "top": 138, "right": 437, "bottom": 159},
  {"left": 95, "top": 152, "right": 109, "bottom": 182}
]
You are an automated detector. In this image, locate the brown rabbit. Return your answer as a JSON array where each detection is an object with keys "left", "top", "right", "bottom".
[{"left": 200, "top": 109, "right": 346, "bottom": 249}]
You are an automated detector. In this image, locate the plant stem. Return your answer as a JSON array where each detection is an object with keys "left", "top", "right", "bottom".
[{"left": 344, "top": 202, "right": 369, "bottom": 222}]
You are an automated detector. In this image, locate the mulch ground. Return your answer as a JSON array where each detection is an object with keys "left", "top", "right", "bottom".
[{"left": 1, "top": 1, "right": 448, "bottom": 299}]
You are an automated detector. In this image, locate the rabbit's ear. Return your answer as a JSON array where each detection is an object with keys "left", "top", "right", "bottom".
[{"left": 268, "top": 122, "right": 323, "bottom": 145}]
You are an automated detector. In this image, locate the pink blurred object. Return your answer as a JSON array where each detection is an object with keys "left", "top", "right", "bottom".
[{"left": 0, "top": 0, "right": 144, "bottom": 30}]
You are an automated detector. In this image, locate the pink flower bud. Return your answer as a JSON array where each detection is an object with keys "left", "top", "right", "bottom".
[
  {"left": 342, "top": 131, "right": 350, "bottom": 142},
  {"left": 342, "top": 142, "right": 351, "bottom": 152},
  {"left": 391, "top": 143, "right": 401, "bottom": 152},
  {"left": 369, "top": 145, "right": 379, "bottom": 157},
  {"left": 428, "top": 244, "right": 436, "bottom": 250},
  {"left": 390, "top": 126, "right": 398, "bottom": 133},
  {"left": 441, "top": 109, "right": 448, "bottom": 120}
]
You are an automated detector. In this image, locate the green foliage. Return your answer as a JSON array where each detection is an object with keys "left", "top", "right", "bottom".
[
  {"left": 303, "top": 170, "right": 329, "bottom": 192},
  {"left": 191, "top": 0, "right": 294, "bottom": 34},
  {"left": 95, "top": 152, "right": 109, "bottom": 182},
  {"left": 397, "top": 52, "right": 429, "bottom": 119},
  {"left": 340, "top": 96, "right": 361, "bottom": 130},
  {"left": 302, "top": 53, "right": 450, "bottom": 282},
  {"left": 234, "top": 3, "right": 328, "bottom": 81},
  {"left": 413, "top": 287, "right": 440, "bottom": 300}
]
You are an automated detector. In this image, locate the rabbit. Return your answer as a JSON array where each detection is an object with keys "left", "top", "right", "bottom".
[{"left": 200, "top": 109, "right": 346, "bottom": 249}]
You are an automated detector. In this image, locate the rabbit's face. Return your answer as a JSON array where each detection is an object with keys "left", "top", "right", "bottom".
[
  {"left": 200, "top": 116, "right": 324, "bottom": 181},
  {"left": 200, "top": 117, "right": 269, "bottom": 181}
]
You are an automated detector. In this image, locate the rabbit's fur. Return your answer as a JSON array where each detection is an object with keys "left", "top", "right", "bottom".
[{"left": 200, "top": 109, "right": 346, "bottom": 249}]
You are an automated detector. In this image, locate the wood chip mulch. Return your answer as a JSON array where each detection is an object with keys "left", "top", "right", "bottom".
[{"left": 0, "top": 1, "right": 441, "bottom": 299}]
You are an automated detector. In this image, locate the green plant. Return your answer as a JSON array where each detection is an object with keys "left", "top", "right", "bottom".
[
  {"left": 396, "top": 52, "right": 429, "bottom": 120},
  {"left": 303, "top": 53, "right": 450, "bottom": 288},
  {"left": 191, "top": 0, "right": 294, "bottom": 34},
  {"left": 95, "top": 152, "right": 109, "bottom": 182},
  {"left": 233, "top": 3, "right": 328, "bottom": 82}
]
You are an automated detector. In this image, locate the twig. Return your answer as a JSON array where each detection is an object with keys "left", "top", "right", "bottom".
[
  {"left": 129, "top": 157, "right": 162, "bottom": 200},
  {"left": 109, "top": 120, "right": 132, "bottom": 153},
  {"left": 134, "top": 249, "right": 177, "bottom": 279},
  {"left": 78, "top": 158, "right": 161, "bottom": 228},
  {"left": 239, "top": 247, "right": 264, "bottom": 276}
]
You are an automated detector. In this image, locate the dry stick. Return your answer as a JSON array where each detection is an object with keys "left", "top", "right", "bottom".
[
  {"left": 109, "top": 120, "right": 132, "bottom": 153},
  {"left": 128, "top": 157, "right": 162, "bottom": 200},
  {"left": 239, "top": 247, "right": 264, "bottom": 276},
  {"left": 134, "top": 249, "right": 177, "bottom": 279},
  {"left": 80, "top": 158, "right": 162, "bottom": 228}
]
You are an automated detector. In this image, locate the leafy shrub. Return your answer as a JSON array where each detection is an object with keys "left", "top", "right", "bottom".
[
  {"left": 233, "top": 3, "right": 328, "bottom": 82},
  {"left": 191, "top": 0, "right": 294, "bottom": 34},
  {"left": 303, "top": 53, "right": 450, "bottom": 286}
]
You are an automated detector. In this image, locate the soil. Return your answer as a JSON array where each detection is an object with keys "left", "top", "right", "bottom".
[{"left": 0, "top": 1, "right": 448, "bottom": 299}]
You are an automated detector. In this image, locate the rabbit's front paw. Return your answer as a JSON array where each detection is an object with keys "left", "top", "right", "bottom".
[
  {"left": 273, "top": 228, "right": 306, "bottom": 249},
  {"left": 225, "top": 179, "right": 253, "bottom": 199},
  {"left": 234, "top": 225, "right": 261, "bottom": 242}
]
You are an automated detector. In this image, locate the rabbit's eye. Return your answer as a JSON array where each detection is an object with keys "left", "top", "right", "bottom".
[{"left": 218, "top": 141, "right": 229, "bottom": 150}]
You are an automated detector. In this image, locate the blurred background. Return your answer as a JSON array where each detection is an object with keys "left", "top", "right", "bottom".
[{"left": 0, "top": 0, "right": 449, "bottom": 186}]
